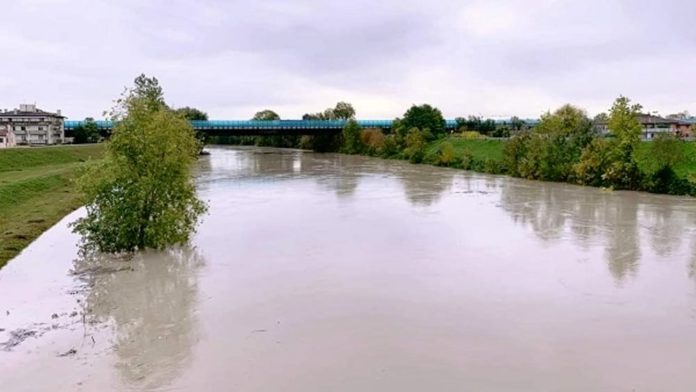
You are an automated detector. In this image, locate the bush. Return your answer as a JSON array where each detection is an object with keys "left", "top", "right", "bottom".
[
  {"left": 436, "top": 142, "right": 456, "bottom": 166},
  {"left": 403, "top": 128, "right": 428, "bottom": 163},
  {"left": 460, "top": 131, "right": 482, "bottom": 139},
  {"left": 574, "top": 138, "right": 613, "bottom": 187},
  {"left": 359, "top": 128, "right": 386, "bottom": 155},
  {"left": 502, "top": 132, "right": 531, "bottom": 177},
  {"left": 504, "top": 104, "right": 594, "bottom": 182},
  {"left": 341, "top": 119, "right": 362, "bottom": 154},
  {"left": 643, "top": 165, "right": 692, "bottom": 195},
  {"left": 380, "top": 134, "right": 401, "bottom": 158}
]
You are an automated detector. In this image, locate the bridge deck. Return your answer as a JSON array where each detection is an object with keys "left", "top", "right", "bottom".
[{"left": 64, "top": 119, "right": 537, "bottom": 135}]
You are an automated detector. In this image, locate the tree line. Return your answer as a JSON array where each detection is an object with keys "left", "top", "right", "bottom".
[{"left": 217, "top": 97, "right": 694, "bottom": 196}]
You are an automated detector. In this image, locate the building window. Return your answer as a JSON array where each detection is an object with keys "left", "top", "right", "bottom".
[
  {"left": 21, "top": 126, "right": 26, "bottom": 131},
  {"left": 38, "top": 126, "right": 44, "bottom": 131},
  {"left": 0, "top": 137, "right": 4, "bottom": 143}
]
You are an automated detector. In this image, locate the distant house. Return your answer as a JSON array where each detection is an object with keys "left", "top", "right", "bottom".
[
  {"left": 0, "top": 124, "right": 16, "bottom": 148},
  {"left": 0, "top": 104, "right": 65, "bottom": 145},
  {"left": 675, "top": 119, "right": 695, "bottom": 139},
  {"left": 595, "top": 113, "right": 692, "bottom": 140}
]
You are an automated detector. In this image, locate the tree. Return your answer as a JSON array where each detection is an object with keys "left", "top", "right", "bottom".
[
  {"left": 301, "top": 102, "right": 354, "bottom": 152},
  {"left": 302, "top": 102, "right": 355, "bottom": 120},
  {"left": 506, "top": 104, "right": 594, "bottom": 181},
  {"left": 510, "top": 116, "right": 526, "bottom": 131},
  {"left": 72, "top": 74, "right": 207, "bottom": 253},
  {"left": 341, "top": 119, "right": 362, "bottom": 154},
  {"left": 133, "top": 74, "right": 166, "bottom": 111},
  {"left": 593, "top": 112, "right": 609, "bottom": 123},
  {"left": 333, "top": 102, "right": 356, "bottom": 120},
  {"left": 252, "top": 110, "right": 280, "bottom": 121},
  {"left": 576, "top": 96, "right": 643, "bottom": 189},
  {"left": 174, "top": 107, "right": 208, "bottom": 121},
  {"left": 72, "top": 118, "right": 100, "bottom": 144},
  {"left": 400, "top": 104, "right": 445, "bottom": 138}
]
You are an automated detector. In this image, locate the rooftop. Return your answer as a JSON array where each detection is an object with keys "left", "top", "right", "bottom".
[{"left": 0, "top": 104, "right": 64, "bottom": 119}]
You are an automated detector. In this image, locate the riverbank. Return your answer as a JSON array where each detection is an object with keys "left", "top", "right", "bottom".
[
  {"left": 420, "top": 136, "right": 696, "bottom": 179},
  {"left": 0, "top": 144, "right": 105, "bottom": 267}
]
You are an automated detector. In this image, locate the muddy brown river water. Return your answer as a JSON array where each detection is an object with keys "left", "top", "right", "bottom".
[{"left": 1, "top": 146, "right": 696, "bottom": 391}]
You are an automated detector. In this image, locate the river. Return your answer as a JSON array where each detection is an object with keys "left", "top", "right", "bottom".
[{"left": 1, "top": 146, "right": 696, "bottom": 391}]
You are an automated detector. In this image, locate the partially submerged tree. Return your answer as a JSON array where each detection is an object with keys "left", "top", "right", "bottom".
[{"left": 72, "top": 75, "right": 207, "bottom": 253}]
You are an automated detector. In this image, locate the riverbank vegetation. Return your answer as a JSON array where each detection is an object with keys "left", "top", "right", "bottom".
[
  {"left": 72, "top": 75, "right": 207, "bottom": 253},
  {"left": 212, "top": 96, "right": 695, "bottom": 196},
  {"left": 0, "top": 144, "right": 105, "bottom": 266}
]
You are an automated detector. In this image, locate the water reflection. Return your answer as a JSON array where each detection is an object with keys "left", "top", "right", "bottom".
[
  {"left": 397, "top": 166, "right": 455, "bottom": 206},
  {"left": 497, "top": 181, "right": 696, "bottom": 283},
  {"left": 604, "top": 199, "right": 640, "bottom": 281},
  {"left": 73, "top": 248, "right": 204, "bottom": 389}
]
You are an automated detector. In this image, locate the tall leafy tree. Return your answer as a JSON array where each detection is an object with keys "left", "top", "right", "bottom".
[
  {"left": 576, "top": 96, "right": 643, "bottom": 189},
  {"left": 400, "top": 104, "right": 446, "bottom": 138},
  {"left": 174, "top": 107, "right": 208, "bottom": 121},
  {"left": 341, "top": 119, "right": 362, "bottom": 154},
  {"left": 333, "top": 102, "right": 356, "bottom": 120},
  {"left": 252, "top": 110, "right": 281, "bottom": 121},
  {"left": 73, "top": 74, "right": 207, "bottom": 252},
  {"left": 506, "top": 104, "right": 593, "bottom": 181},
  {"left": 72, "top": 117, "right": 100, "bottom": 144}
]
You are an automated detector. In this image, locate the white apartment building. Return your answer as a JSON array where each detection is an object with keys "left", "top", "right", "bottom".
[
  {"left": 0, "top": 124, "right": 16, "bottom": 148},
  {"left": 0, "top": 104, "right": 65, "bottom": 145}
]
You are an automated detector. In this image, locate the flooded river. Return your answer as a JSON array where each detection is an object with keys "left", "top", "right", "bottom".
[{"left": 2, "top": 146, "right": 696, "bottom": 391}]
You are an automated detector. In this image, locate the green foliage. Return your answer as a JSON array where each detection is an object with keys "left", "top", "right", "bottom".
[
  {"left": 400, "top": 104, "right": 446, "bottom": 138},
  {"left": 72, "top": 75, "right": 207, "bottom": 253},
  {"left": 403, "top": 128, "right": 428, "bottom": 163},
  {"left": 645, "top": 133, "right": 685, "bottom": 174},
  {"left": 460, "top": 131, "right": 482, "bottom": 139},
  {"left": 341, "top": 119, "right": 362, "bottom": 154},
  {"left": 359, "top": 129, "right": 386, "bottom": 155},
  {"left": 303, "top": 102, "right": 355, "bottom": 120},
  {"left": 502, "top": 132, "right": 531, "bottom": 177},
  {"left": 380, "top": 134, "right": 401, "bottom": 158},
  {"left": 599, "top": 96, "right": 644, "bottom": 189},
  {"left": 133, "top": 74, "right": 166, "bottom": 111},
  {"left": 574, "top": 97, "right": 644, "bottom": 189},
  {"left": 71, "top": 118, "right": 100, "bottom": 144},
  {"left": 252, "top": 110, "right": 281, "bottom": 121},
  {"left": 333, "top": 102, "right": 356, "bottom": 120},
  {"left": 437, "top": 142, "right": 455, "bottom": 166},
  {"left": 502, "top": 104, "right": 593, "bottom": 181},
  {"left": 574, "top": 138, "right": 613, "bottom": 187},
  {"left": 456, "top": 116, "right": 497, "bottom": 136},
  {"left": 174, "top": 107, "right": 208, "bottom": 121}
]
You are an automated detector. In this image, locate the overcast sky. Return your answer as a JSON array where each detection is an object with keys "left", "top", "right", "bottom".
[{"left": 1, "top": 0, "right": 694, "bottom": 120}]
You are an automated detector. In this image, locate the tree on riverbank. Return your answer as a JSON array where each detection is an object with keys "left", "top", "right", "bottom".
[
  {"left": 504, "top": 104, "right": 593, "bottom": 182},
  {"left": 72, "top": 75, "right": 207, "bottom": 253}
]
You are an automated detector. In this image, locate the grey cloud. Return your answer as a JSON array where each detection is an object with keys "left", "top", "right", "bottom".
[{"left": 0, "top": 0, "right": 694, "bottom": 119}]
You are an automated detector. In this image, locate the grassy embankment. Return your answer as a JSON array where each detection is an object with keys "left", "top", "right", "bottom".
[
  {"left": 0, "top": 144, "right": 105, "bottom": 267},
  {"left": 423, "top": 136, "right": 696, "bottom": 179}
]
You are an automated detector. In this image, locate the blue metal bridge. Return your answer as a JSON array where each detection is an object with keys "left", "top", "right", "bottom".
[
  {"left": 63, "top": 119, "right": 460, "bottom": 136},
  {"left": 64, "top": 118, "right": 537, "bottom": 136}
]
